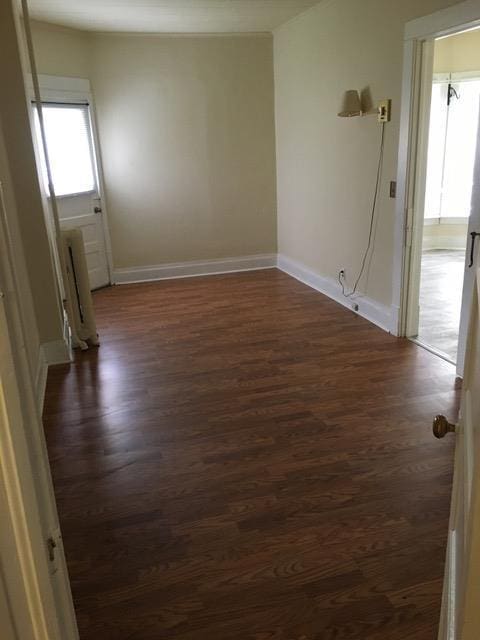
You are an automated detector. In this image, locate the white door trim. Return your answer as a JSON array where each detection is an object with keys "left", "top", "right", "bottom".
[
  {"left": 0, "top": 184, "right": 78, "bottom": 638},
  {"left": 391, "top": 37, "right": 421, "bottom": 336},
  {"left": 27, "top": 74, "right": 115, "bottom": 286},
  {"left": 404, "top": 39, "right": 435, "bottom": 339},
  {"left": 391, "top": 1, "right": 480, "bottom": 338},
  {"left": 404, "top": 0, "right": 480, "bottom": 40}
]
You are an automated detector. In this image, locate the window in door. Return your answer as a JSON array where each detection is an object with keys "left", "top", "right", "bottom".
[{"left": 34, "top": 103, "right": 97, "bottom": 197}]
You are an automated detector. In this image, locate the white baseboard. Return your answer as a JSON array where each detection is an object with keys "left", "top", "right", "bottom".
[
  {"left": 113, "top": 254, "right": 278, "bottom": 284},
  {"left": 114, "top": 252, "right": 393, "bottom": 333},
  {"left": 35, "top": 339, "right": 71, "bottom": 415},
  {"left": 422, "top": 222, "right": 468, "bottom": 251},
  {"left": 390, "top": 304, "right": 401, "bottom": 337},
  {"left": 42, "top": 339, "right": 72, "bottom": 366},
  {"left": 277, "top": 254, "right": 393, "bottom": 333},
  {"left": 33, "top": 255, "right": 393, "bottom": 414}
]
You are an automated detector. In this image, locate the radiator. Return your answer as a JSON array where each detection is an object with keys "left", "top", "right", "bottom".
[{"left": 61, "top": 229, "right": 99, "bottom": 351}]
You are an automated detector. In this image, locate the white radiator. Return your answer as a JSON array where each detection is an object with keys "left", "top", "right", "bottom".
[{"left": 61, "top": 229, "right": 99, "bottom": 351}]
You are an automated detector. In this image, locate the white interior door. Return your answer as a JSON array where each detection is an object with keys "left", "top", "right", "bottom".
[
  {"left": 36, "top": 102, "right": 111, "bottom": 291},
  {"left": 57, "top": 191, "right": 110, "bottom": 291},
  {"left": 437, "top": 259, "right": 480, "bottom": 639},
  {"left": 457, "top": 89, "right": 480, "bottom": 376}
]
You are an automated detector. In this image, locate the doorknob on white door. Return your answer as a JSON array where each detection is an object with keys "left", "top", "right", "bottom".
[
  {"left": 94, "top": 206, "right": 102, "bottom": 213},
  {"left": 433, "top": 415, "right": 456, "bottom": 439}
]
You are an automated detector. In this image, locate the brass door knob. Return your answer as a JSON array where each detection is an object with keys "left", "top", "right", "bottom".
[{"left": 433, "top": 415, "right": 456, "bottom": 439}]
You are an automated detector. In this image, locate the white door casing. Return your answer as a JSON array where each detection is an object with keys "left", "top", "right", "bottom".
[
  {"left": 0, "top": 173, "right": 78, "bottom": 638},
  {"left": 404, "top": 40, "right": 435, "bottom": 340}
]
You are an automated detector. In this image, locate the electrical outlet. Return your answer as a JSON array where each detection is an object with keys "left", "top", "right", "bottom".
[{"left": 339, "top": 269, "right": 346, "bottom": 280}]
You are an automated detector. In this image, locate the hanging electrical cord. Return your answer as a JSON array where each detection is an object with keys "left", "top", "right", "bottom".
[{"left": 339, "top": 121, "right": 386, "bottom": 298}]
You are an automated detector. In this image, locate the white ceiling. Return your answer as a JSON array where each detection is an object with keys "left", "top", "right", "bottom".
[{"left": 26, "top": 0, "right": 321, "bottom": 34}]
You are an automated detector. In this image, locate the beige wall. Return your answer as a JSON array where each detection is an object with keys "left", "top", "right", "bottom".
[
  {"left": 274, "top": 0, "right": 465, "bottom": 309},
  {"left": 31, "top": 25, "right": 277, "bottom": 269},
  {"left": 28, "top": 20, "right": 91, "bottom": 78},
  {"left": 0, "top": 570, "right": 16, "bottom": 640},
  {"left": 29, "top": 1, "right": 473, "bottom": 311},
  {"left": 0, "top": 120, "right": 40, "bottom": 379},
  {"left": 434, "top": 27, "right": 480, "bottom": 73},
  {"left": 423, "top": 223, "right": 468, "bottom": 250},
  {"left": 91, "top": 35, "right": 277, "bottom": 267},
  {"left": 0, "top": 4, "right": 64, "bottom": 357}
]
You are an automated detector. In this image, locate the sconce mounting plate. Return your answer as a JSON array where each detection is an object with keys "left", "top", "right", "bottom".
[{"left": 378, "top": 99, "right": 392, "bottom": 123}]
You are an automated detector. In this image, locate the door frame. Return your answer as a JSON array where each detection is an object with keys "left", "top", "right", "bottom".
[
  {"left": 0, "top": 178, "right": 79, "bottom": 639},
  {"left": 403, "top": 39, "right": 435, "bottom": 343},
  {"left": 391, "top": 0, "right": 480, "bottom": 371},
  {"left": 28, "top": 74, "right": 115, "bottom": 286}
]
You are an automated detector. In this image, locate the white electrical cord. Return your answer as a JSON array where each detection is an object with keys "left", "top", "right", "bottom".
[{"left": 339, "top": 121, "right": 386, "bottom": 298}]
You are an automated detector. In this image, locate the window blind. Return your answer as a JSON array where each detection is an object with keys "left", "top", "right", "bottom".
[{"left": 34, "top": 103, "right": 96, "bottom": 197}]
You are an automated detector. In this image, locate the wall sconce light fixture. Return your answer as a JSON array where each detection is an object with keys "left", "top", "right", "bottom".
[{"left": 338, "top": 90, "right": 363, "bottom": 118}]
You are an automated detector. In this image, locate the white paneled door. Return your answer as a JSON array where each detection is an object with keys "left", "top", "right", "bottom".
[
  {"left": 36, "top": 101, "right": 111, "bottom": 290},
  {"left": 56, "top": 191, "right": 110, "bottom": 291},
  {"left": 437, "top": 258, "right": 480, "bottom": 640},
  {"left": 458, "top": 91, "right": 480, "bottom": 376}
]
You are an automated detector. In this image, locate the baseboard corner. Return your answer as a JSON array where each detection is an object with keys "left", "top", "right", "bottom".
[
  {"left": 277, "top": 254, "right": 392, "bottom": 333},
  {"left": 36, "top": 338, "right": 72, "bottom": 415}
]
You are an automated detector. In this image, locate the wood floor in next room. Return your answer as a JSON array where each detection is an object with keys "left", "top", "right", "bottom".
[
  {"left": 419, "top": 249, "right": 465, "bottom": 363},
  {"left": 43, "top": 269, "right": 460, "bottom": 640}
]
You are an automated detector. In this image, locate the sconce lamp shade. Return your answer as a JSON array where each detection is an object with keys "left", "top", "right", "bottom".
[{"left": 338, "top": 90, "right": 362, "bottom": 117}]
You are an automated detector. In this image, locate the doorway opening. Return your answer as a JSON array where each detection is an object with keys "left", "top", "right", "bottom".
[{"left": 406, "top": 27, "right": 480, "bottom": 368}]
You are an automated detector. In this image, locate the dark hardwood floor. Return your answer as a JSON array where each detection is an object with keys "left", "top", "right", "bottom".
[{"left": 43, "top": 269, "right": 461, "bottom": 640}]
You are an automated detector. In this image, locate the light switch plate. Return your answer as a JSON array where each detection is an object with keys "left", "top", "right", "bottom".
[{"left": 378, "top": 99, "right": 392, "bottom": 123}]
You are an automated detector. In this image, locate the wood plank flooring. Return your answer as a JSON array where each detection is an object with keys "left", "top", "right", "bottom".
[
  {"left": 418, "top": 249, "right": 465, "bottom": 363},
  {"left": 43, "top": 269, "right": 461, "bottom": 640}
]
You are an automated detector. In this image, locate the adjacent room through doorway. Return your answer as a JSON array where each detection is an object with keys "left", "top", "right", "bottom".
[{"left": 413, "top": 27, "right": 480, "bottom": 365}]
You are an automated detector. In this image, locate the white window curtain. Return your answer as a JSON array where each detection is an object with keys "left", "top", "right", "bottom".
[{"left": 424, "top": 75, "right": 480, "bottom": 221}]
